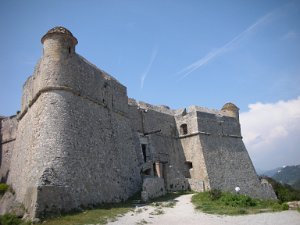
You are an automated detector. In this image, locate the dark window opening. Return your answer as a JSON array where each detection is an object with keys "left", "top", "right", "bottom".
[
  {"left": 144, "top": 168, "right": 151, "bottom": 176},
  {"left": 141, "top": 144, "right": 147, "bottom": 162},
  {"left": 68, "top": 47, "right": 71, "bottom": 54},
  {"left": 185, "top": 161, "right": 193, "bottom": 178},
  {"left": 180, "top": 124, "right": 188, "bottom": 135}
]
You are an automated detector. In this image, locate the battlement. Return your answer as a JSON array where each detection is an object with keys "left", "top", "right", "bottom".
[{"left": 128, "top": 99, "right": 240, "bottom": 120}]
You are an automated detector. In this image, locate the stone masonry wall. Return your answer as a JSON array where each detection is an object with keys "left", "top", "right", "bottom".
[
  {"left": 196, "top": 111, "right": 276, "bottom": 199},
  {"left": 3, "top": 27, "right": 277, "bottom": 219},
  {"left": 141, "top": 177, "right": 166, "bottom": 202},
  {"left": 127, "top": 102, "right": 189, "bottom": 192},
  {"left": 0, "top": 116, "right": 18, "bottom": 182},
  {"left": 8, "top": 40, "right": 141, "bottom": 218},
  {"left": 175, "top": 111, "right": 210, "bottom": 190},
  {"left": 141, "top": 108, "right": 189, "bottom": 191}
]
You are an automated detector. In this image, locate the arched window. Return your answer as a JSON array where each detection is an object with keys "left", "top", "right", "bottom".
[{"left": 180, "top": 124, "right": 188, "bottom": 135}]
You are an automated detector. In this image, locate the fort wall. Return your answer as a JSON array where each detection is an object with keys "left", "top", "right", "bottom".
[
  {"left": 128, "top": 101, "right": 189, "bottom": 192},
  {"left": 0, "top": 116, "right": 18, "bottom": 182},
  {"left": 195, "top": 110, "right": 276, "bottom": 199},
  {"left": 175, "top": 111, "right": 209, "bottom": 190},
  {"left": 0, "top": 27, "right": 276, "bottom": 219},
  {"left": 8, "top": 28, "right": 141, "bottom": 218}
]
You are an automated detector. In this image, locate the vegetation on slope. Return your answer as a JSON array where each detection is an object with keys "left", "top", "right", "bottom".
[
  {"left": 262, "top": 176, "right": 300, "bottom": 203},
  {"left": 192, "top": 189, "right": 288, "bottom": 215},
  {"left": 292, "top": 179, "right": 300, "bottom": 190},
  {"left": 261, "top": 165, "right": 300, "bottom": 190},
  {"left": 272, "top": 165, "right": 300, "bottom": 188}
]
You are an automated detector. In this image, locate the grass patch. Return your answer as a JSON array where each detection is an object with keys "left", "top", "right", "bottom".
[
  {"left": 192, "top": 191, "right": 289, "bottom": 215},
  {"left": 37, "top": 203, "right": 133, "bottom": 225},
  {"left": 0, "top": 214, "right": 31, "bottom": 225},
  {"left": 37, "top": 191, "right": 190, "bottom": 225}
]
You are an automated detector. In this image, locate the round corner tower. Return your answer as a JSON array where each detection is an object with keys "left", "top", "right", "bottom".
[
  {"left": 41, "top": 26, "right": 78, "bottom": 59},
  {"left": 7, "top": 26, "right": 141, "bottom": 219},
  {"left": 221, "top": 102, "right": 240, "bottom": 120}
]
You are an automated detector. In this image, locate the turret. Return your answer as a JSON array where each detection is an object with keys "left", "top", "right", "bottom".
[
  {"left": 41, "top": 26, "right": 78, "bottom": 60},
  {"left": 221, "top": 102, "right": 239, "bottom": 120}
]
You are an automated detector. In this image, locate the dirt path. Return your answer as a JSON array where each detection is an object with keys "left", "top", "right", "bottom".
[{"left": 108, "top": 194, "right": 300, "bottom": 225}]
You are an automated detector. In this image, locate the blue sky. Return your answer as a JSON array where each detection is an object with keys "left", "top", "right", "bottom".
[{"left": 0, "top": 0, "right": 299, "bottom": 170}]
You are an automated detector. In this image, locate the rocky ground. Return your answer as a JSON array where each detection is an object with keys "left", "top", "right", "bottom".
[{"left": 108, "top": 194, "right": 300, "bottom": 225}]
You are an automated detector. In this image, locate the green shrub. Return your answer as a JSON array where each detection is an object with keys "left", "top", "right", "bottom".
[
  {"left": 0, "top": 214, "right": 23, "bottom": 225},
  {"left": 281, "top": 203, "right": 289, "bottom": 210},
  {"left": 0, "top": 183, "right": 9, "bottom": 195},
  {"left": 220, "top": 193, "right": 257, "bottom": 207},
  {"left": 192, "top": 191, "right": 288, "bottom": 215},
  {"left": 208, "top": 189, "right": 222, "bottom": 201},
  {"left": 271, "top": 202, "right": 289, "bottom": 211}
]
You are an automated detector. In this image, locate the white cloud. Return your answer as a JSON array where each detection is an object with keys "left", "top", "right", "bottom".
[{"left": 240, "top": 97, "right": 300, "bottom": 170}]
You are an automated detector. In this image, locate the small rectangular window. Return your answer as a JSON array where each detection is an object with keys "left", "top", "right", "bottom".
[{"left": 180, "top": 124, "right": 188, "bottom": 135}]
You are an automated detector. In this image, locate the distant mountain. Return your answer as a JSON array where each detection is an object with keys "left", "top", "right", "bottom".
[
  {"left": 272, "top": 165, "right": 300, "bottom": 189},
  {"left": 259, "top": 167, "right": 281, "bottom": 177},
  {"left": 259, "top": 165, "right": 300, "bottom": 190}
]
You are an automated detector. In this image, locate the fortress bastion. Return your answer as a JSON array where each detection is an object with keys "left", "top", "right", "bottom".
[{"left": 0, "top": 27, "right": 276, "bottom": 219}]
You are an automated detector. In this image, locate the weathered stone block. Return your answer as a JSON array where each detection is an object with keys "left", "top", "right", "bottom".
[{"left": 141, "top": 177, "right": 166, "bottom": 202}]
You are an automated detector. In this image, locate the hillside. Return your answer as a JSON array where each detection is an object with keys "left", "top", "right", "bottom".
[
  {"left": 262, "top": 176, "right": 300, "bottom": 202},
  {"left": 261, "top": 165, "right": 300, "bottom": 190},
  {"left": 260, "top": 167, "right": 281, "bottom": 177}
]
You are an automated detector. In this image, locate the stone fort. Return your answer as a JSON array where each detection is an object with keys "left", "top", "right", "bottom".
[{"left": 0, "top": 27, "right": 276, "bottom": 219}]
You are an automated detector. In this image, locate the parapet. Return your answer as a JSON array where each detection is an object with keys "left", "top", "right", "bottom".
[
  {"left": 128, "top": 99, "right": 176, "bottom": 115},
  {"left": 221, "top": 102, "right": 239, "bottom": 111},
  {"left": 41, "top": 26, "right": 78, "bottom": 45},
  {"left": 128, "top": 100, "right": 241, "bottom": 119},
  {"left": 221, "top": 102, "right": 239, "bottom": 120}
]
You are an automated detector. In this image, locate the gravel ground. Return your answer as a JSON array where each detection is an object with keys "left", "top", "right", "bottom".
[{"left": 108, "top": 194, "right": 300, "bottom": 225}]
